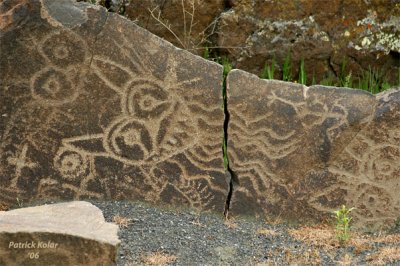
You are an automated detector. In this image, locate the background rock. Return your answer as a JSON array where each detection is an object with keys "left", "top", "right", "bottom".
[
  {"left": 0, "top": 201, "right": 119, "bottom": 265},
  {"left": 0, "top": 0, "right": 227, "bottom": 213},
  {"left": 98, "top": 0, "right": 400, "bottom": 85},
  {"left": 227, "top": 69, "right": 400, "bottom": 229}
]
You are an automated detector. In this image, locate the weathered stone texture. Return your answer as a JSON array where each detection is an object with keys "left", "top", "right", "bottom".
[
  {"left": 0, "top": 201, "right": 119, "bottom": 265},
  {"left": 111, "top": 0, "right": 400, "bottom": 84},
  {"left": 329, "top": 89, "right": 400, "bottom": 230},
  {"left": 227, "top": 69, "right": 400, "bottom": 229},
  {"left": 0, "top": 0, "right": 227, "bottom": 212}
]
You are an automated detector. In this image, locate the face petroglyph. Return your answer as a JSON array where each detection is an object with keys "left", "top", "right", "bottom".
[
  {"left": 52, "top": 47, "right": 219, "bottom": 208},
  {"left": 1, "top": 0, "right": 225, "bottom": 214}
]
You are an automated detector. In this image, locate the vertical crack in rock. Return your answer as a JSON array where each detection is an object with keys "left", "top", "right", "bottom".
[
  {"left": 87, "top": 8, "right": 109, "bottom": 70},
  {"left": 222, "top": 66, "right": 238, "bottom": 218}
]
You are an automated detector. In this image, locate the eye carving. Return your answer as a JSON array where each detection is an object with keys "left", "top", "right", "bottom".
[
  {"left": 31, "top": 67, "right": 78, "bottom": 105},
  {"left": 123, "top": 80, "right": 171, "bottom": 119},
  {"left": 103, "top": 117, "right": 153, "bottom": 163},
  {"left": 41, "top": 31, "right": 86, "bottom": 67}
]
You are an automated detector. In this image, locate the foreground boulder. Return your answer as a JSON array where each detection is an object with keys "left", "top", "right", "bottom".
[
  {"left": 0, "top": 201, "right": 119, "bottom": 265},
  {"left": 0, "top": 0, "right": 227, "bottom": 212},
  {"left": 227, "top": 69, "right": 400, "bottom": 230}
]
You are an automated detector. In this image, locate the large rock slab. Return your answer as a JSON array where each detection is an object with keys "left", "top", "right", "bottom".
[
  {"left": 0, "top": 0, "right": 227, "bottom": 211},
  {"left": 227, "top": 69, "right": 400, "bottom": 229},
  {"left": 0, "top": 201, "right": 119, "bottom": 265}
]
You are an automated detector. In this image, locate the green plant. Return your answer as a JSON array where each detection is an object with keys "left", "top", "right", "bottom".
[
  {"left": 298, "top": 58, "right": 307, "bottom": 85},
  {"left": 16, "top": 197, "right": 23, "bottom": 208},
  {"left": 397, "top": 67, "right": 400, "bottom": 87},
  {"left": 220, "top": 57, "right": 232, "bottom": 170},
  {"left": 311, "top": 71, "right": 316, "bottom": 85},
  {"left": 338, "top": 58, "right": 348, "bottom": 87},
  {"left": 203, "top": 46, "right": 210, "bottom": 60},
  {"left": 319, "top": 74, "right": 335, "bottom": 86},
  {"left": 342, "top": 71, "right": 353, "bottom": 88},
  {"left": 221, "top": 57, "right": 232, "bottom": 77},
  {"left": 261, "top": 57, "right": 276, "bottom": 79},
  {"left": 282, "top": 53, "right": 292, "bottom": 81},
  {"left": 334, "top": 205, "right": 355, "bottom": 243},
  {"left": 357, "top": 66, "right": 389, "bottom": 94}
]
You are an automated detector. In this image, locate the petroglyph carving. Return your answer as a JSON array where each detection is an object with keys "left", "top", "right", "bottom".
[
  {"left": 30, "top": 67, "right": 78, "bottom": 105},
  {"left": 7, "top": 144, "right": 37, "bottom": 187},
  {"left": 29, "top": 30, "right": 89, "bottom": 106},
  {"left": 227, "top": 70, "right": 400, "bottom": 229},
  {"left": 40, "top": 31, "right": 87, "bottom": 67},
  {"left": 5, "top": 0, "right": 398, "bottom": 229},
  {"left": 50, "top": 44, "right": 224, "bottom": 210},
  {"left": 0, "top": 0, "right": 226, "bottom": 211},
  {"left": 54, "top": 148, "right": 90, "bottom": 181}
]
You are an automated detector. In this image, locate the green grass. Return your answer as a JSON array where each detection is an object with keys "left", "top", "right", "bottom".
[
  {"left": 261, "top": 57, "right": 276, "bottom": 79},
  {"left": 357, "top": 66, "right": 392, "bottom": 94},
  {"left": 203, "top": 46, "right": 210, "bottom": 60},
  {"left": 282, "top": 53, "right": 292, "bottom": 81},
  {"left": 298, "top": 58, "right": 307, "bottom": 85},
  {"left": 258, "top": 53, "right": 398, "bottom": 94}
]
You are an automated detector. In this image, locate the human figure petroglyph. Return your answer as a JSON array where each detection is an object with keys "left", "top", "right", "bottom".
[{"left": 7, "top": 144, "right": 37, "bottom": 187}]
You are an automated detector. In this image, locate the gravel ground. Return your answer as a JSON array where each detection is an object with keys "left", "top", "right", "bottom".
[{"left": 87, "top": 200, "right": 400, "bottom": 266}]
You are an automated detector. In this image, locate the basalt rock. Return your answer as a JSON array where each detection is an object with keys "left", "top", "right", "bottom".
[
  {"left": 217, "top": 0, "right": 400, "bottom": 83},
  {"left": 0, "top": 201, "right": 120, "bottom": 266},
  {"left": 227, "top": 69, "right": 400, "bottom": 230},
  {"left": 0, "top": 0, "right": 227, "bottom": 212},
  {"left": 110, "top": 0, "right": 400, "bottom": 84}
]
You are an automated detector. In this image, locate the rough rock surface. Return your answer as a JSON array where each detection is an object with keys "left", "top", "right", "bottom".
[
  {"left": 114, "top": 0, "right": 400, "bottom": 84},
  {"left": 218, "top": 0, "right": 400, "bottom": 82},
  {"left": 0, "top": 201, "right": 119, "bottom": 265},
  {"left": 227, "top": 69, "right": 400, "bottom": 229},
  {"left": 0, "top": 0, "right": 227, "bottom": 212}
]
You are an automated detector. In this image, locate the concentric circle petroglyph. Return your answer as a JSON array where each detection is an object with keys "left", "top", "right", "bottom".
[
  {"left": 54, "top": 148, "right": 89, "bottom": 181},
  {"left": 354, "top": 183, "right": 393, "bottom": 219},
  {"left": 41, "top": 30, "right": 86, "bottom": 67},
  {"left": 364, "top": 145, "right": 400, "bottom": 182},
  {"left": 122, "top": 79, "right": 171, "bottom": 119},
  {"left": 103, "top": 116, "right": 153, "bottom": 164},
  {"left": 31, "top": 67, "right": 79, "bottom": 105}
]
